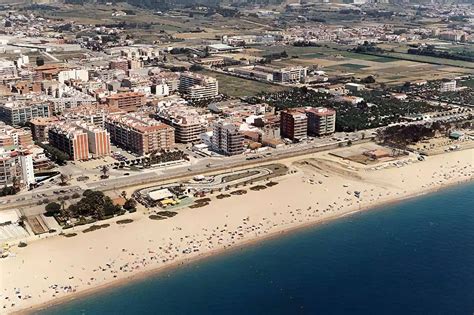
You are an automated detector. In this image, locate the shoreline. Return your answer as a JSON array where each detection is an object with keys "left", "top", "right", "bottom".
[{"left": 17, "top": 177, "right": 473, "bottom": 315}]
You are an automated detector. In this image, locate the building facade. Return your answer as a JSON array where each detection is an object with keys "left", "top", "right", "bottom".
[
  {"left": 306, "top": 107, "right": 336, "bottom": 136},
  {"left": 48, "top": 123, "right": 90, "bottom": 161},
  {"left": 105, "top": 113, "right": 175, "bottom": 155},
  {"left": 0, "top": 101, "right": 50, "bottom": 125},
  {"left": 29, "top": 117, "right": 59, "bottom": 143},
  {"left": 0, "top": 148, "right": 35, "bottom": 189},
  {"left": 440, "top": 80, "right": 456, "bottom": 93},
  {"left": 280, "top": 109, "right": 308, "bottom": 141},
  {"left": 212, "top": 121, "right": 244, "bottom": 156},
  {"left": 179, "top": 72, "right": 219, "bottom": 101},
  {"left": 106, "top": 92, "right": 146, "bottom": 112}
]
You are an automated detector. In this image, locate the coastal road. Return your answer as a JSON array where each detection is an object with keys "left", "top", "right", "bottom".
[{"left": 0, "top": 130, "right": 373, "bottom": 213}]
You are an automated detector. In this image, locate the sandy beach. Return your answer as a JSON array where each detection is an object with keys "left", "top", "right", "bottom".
[{"left": 1, "top": 147, "right": 473, "bottom": 314}]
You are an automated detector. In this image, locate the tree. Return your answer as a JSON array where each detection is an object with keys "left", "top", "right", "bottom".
[
  {"left": 45, "top": 202, "right": 61, "bottom": 216},
  {"left": 18, "top": 215, "right": 26, "bottom": 228},
  {"left": 123, "top": 199, "right": 137, "bottom": 210},
  {"left": 83, "top": 189, "right": 94, "bottom": 197},
  {"left": 36, "top": 57, "right": 45, "bottom": 66},
  {"left": 12, "top": 176, "right": 21, "bottom": 192},
  {"left": 362, "top": 75, "right": 376, "bottom": 84},
  {"left": 59, "top": 173, "right": 70, "bottom": 186},
  {"left": 100, "top": 166, "right": 109, "bottom": 179}
]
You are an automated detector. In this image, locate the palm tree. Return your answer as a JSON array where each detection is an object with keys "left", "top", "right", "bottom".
[
  {"left": 11, "top": 176, "right": 21, "bottom": 192},
  {"left": 100, "top": 166, "right": 109, "bottom": 179},
  {"left": 59, "top": 173, "right": 69, "bottom": 186}
]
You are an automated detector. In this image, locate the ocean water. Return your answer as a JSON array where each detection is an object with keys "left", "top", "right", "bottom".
[{"left": 39, "top": 183, "right": 474, "bottom": 315}]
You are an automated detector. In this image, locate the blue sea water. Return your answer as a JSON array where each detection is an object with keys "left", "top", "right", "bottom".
[{"left": 39, "top": 183, "right": 474, "bottom": 315}]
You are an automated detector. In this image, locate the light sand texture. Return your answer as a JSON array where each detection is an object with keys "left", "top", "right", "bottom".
[{"left": 1, "top": 148, "right": 472, "bottom": 314}]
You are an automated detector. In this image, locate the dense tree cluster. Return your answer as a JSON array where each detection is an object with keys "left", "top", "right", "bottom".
[
  {"left": 377, "top": 121, "right": 457, "bottom": 147},
  {"left": 255, "top": 88, "right": 436, "bottom": 132},
  {"left": 67, "top": 190, "right": 122, "bottom": 220},
  {"left": 0, "top": 185, "right": 19, "bottom": 197},
  {"left": 407, "top": 45, "right": 474, "bottom": 63},
  {"left": 352, "top": 41, "right": 383, "bottom": 54},
  {"left": 378, "top": 124, "right": 435, "bottom": 146},
  {"left": 36, "top": 142, "right": 69, "bottom": 165}
]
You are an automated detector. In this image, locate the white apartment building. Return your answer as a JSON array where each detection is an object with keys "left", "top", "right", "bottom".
[
  {"left": 212, "top": 121, "right": 244, "bottom": 156},
  {"left": 0, "top": 59, "right": 18, "bottom": 80},
  {"left": 0, "top": 100, "right": 50, "bottom": 125},
  {"left": 58, "top": 69, "right": 89, "bottom": 83},
  {"left": 440, "top": 80, "right": 457, "bottom": 93},
  {"left": 155, "top": 102, "right": 207, "bottom": 143},
  {"left": 179, "top": 72, "right": 219, "bottom": 101},
  {"left": 0, "top": 148, "right": 35, "bottom": 189}
]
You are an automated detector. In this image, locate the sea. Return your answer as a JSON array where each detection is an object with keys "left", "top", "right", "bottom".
[{"left": 39, "top": 183, "right": 474, "bottom": 315}]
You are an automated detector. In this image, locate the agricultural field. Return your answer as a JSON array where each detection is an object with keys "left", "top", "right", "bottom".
[
  {"left": 460, "top": 78, "right": 474, "bottom": 89},
  {"left": 253, "top": 43, "right": 474, "bottom": 86},
  {"left": 199, "top": 70, "right": 288, "bottom": 98}
]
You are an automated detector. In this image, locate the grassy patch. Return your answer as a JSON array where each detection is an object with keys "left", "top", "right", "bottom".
[
  {"left": 338, "top": 63, "right": 368, "bottom": 70},
  {"left": 83, "top": 224, "right": 110, "bottom": 233},
  {"left": 460, "top": 78, "right": 474, "bottom": 88},
  {"left": 250, "top": 185, "right": 267, "bottom": 191},
  {"left": 222, "top": 170, "right": 259, "bottom": 183},
  {"left": 230, "top": 189, "right": 247, "bottom": 195},
  {"left": 266, "top": 181, "right": 279, "bottom": 187},
  {"left": 116, "top": 219, "right": 134, "bottom": 225},
  {"left": 300, "top": 52, "right": 325, "bottom": 58},
  {"left": 195, "top": 198, "right": 211, "bottom": 203},
  {"left": 216, "top": 194, "right": 231, "bottom": 199},
  {"left": 189, "top": 202, "right": 209, "bottom": 209},
  {"left": 149, "top": 215, "right": 166, "bottom": 220},
  {"left": 156, "top": 211, "right": 177, "bottom": 218},
  {"left": 62, "top": 233, "right": 77, "bottom": 238},
  {"left": 383, "top": 52, "right": 474, "bottom": 68},
  {"left": 198, "top": 70, "right": 287, "bottom": 97}
]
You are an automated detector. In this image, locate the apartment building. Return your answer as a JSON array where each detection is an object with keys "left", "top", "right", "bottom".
[
  {"left": 106, "top": 92, "right": 146, "bottom": 112},
  {"left": 305, "top": 107, "right": 336, "bottom": 136},
  {"left": 212, "top": 121, "right": 245, "bottom": 156},
  {"left": 48, "top": 123, "right": 90, "bottom": 161},
  {"left": 29, "top": 117, "right": 59, "bottom": 143},
  {"left": 13, "top": 81, "right": 42, "bottom": 95},
  {"left": 155, "top": 103, "right": 206, "bottom": 143},
  {"left": 63, "top": 105, "right": 122, "bottom": 129},
  {"left": 0, "top": 123, "right": 33, "bottom": 147},
  {"left": 230, "top": 65, "right": 307, "bottom": 84},
  {"left": 440, "top": 80, "right": 457, "bottom": 93},
  {"left": 280, "top": 109, "right": 308, "bottom": 142},
  {"left": 0, "top": 59, "right": 18, "bottom": 80},
  {"left": 109, "top": 59, "right": 129, "bottom": 72},
  {"left": 48, "top": 121, "right": 111, "bottom": 160},
  {"left": 105, "top": 113, "right": 175, "bottom": 155},
  {"left": 49, "top": 91, "right": 97, "bottom": 113},
  {"left": 179, "top": 72, "right": 219, "bottom": 101},
  {"left": 0, "top": 100, "right": 50, "bottom": 125},
  {"left": 273, "top": 66, "right": 307, "bottom": 83},
  {"left": 152, "top": 72, "right": 180, "bottom": 91},
  {"left": 0, "top": 148, "right": 35, "bottom": 189},
  {"left": 75, "top": 122, "right": 111, "bottom": 158}
]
